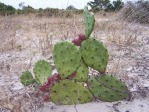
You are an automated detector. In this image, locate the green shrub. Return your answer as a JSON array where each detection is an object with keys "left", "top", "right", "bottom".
[{"left": 0, "top": 2, "right": 16, "bottom": 15}]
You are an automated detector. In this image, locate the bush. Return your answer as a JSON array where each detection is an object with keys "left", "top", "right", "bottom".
[
  {"left": 117, "top": 1, "right": 149, "bottom": 24},
  {"left": 36, "top": 8, "right": 83, "bottom": 18},
  {"left": 88, "top": 0, "right": 124, "bottom": 12},
  {"left": 0, "top": 2, "right": 16, "bottom": 15}
]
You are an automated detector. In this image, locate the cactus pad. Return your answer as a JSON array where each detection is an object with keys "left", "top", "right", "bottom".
[
  {"left": 84, "top": 6, "right": 95, "bottom": 39},
  {"left": 73, "top": 61, "right": 89, "bottom": 82},
  {"left": 53, "top": 42, "right": 81, "bottom": 79},
  {"left": 88, "top": 75, "right": 129, "bottom": 102},
  {"left": 33, "top": 60, "right": 52, "bottom": 84},
  {"left": 20, "top": 71, "right": 34, "bottom": 86},
  {"left": 80, "top": 38, "right": 108, "bottom": 73},
  {"left": 50, "top": 80, "right": 93, "bottom": 105}
]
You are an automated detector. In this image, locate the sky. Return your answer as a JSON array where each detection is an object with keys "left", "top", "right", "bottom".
[
  {"left": 0, "top": 0, "right": 136, "bottom": 9},
  {"left": 0, "top": 0, "right": 92, "bottom": 9}
]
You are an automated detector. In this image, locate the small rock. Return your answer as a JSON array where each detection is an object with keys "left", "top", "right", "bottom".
[
  {"left": 127, "top": 73, "right": 138, "bottom": 77},
  {"left": 11, "top": 82, "right": 24, "bottom": 91},
  {"left": 146, "top": 67, "right": 149, "bottom": 70},
  {"left": 130, "top": 88, "right": 137, "bottom": 92},
  {"left": 126, "top": 67, "right": 133, "bottom": 71},
  {"left": 140, "top": 80, "right": 149, "bottom": 87},
  {"left": 52, "top": 69, "right": 57, "bottom": 75}
]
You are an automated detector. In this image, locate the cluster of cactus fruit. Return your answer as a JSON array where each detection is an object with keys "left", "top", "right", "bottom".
[{"left": 20, "top": 6, "right": 131, "bottom": 105}]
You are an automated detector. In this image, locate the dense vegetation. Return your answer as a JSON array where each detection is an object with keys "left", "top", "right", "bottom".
[
  {"left": 87, "top": 0, "right": 124, "bottom": 12},
  {"left": 0, "top": 2, "right": 82, "bottom": 17},
  {"left": 0, "top": 2, "right": 16, "bottom": 15},
  {"left": 0, "top": 0, "right": 124, "bottom": 16}
]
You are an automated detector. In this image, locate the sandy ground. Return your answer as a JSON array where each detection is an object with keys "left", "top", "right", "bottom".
[
  {"left": 0, "top": 15, "right": 149, "bottom": 112},
  {"left": 40, "top": 97, "right": 149, "bottom": 112}
]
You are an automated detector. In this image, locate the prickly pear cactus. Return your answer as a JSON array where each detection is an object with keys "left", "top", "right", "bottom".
[
  {"left": 50, "top": 80, "right": 93, "bottom": 105},
  {"left": 80, "top": 38, "right": 109, "bottom": 73},
  {"left": 84, "top": 6, "right": 95, "bottom": 39},
  {"left": 88, "top": 75, "right": 129, "bottom": 102},
  {"left": 73, "top": 61, "right": 89, "bottom": 82},
  {"left": 20, "top": 71, "right": 34, "bottom": 86},
  {"left": 53, "top": 42, "right": 81, "bottom": 79},
  {"left": 19, "top": 7, "right": 131, "bottom": 105},
  {"left": 33, "top": 60, "right": 52, "bottom": 84}
]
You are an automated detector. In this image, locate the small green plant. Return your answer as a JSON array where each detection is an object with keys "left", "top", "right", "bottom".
[
  {"left": 33, "top": 60, "right": 52, "bottom": 84},
  {"left": 20, "top": 6, "right": 131, "bottom": 105},
  {"left": 16, "top": 45, "right": 22, "bottom": 50},
  {"left": 20, "top": 71, "right": 34, "bottom": 86}
]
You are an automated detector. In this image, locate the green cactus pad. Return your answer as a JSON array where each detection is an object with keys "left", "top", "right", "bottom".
[
  {"left": 50, "top": 80, "right": 93, "bottom": 105},
  {"left": 20, "top": 71, "right": 34, "bottom": 86},
  {"left": 33, "top": 60, "right": 52, "bottom": 84},
  {"left": 73, "top": 61, "right": 89, "bottom": 82},
  {"left": 53, "top": 42, "right": 81, "bottom": 79},
  {"left": 84, "top": 6, "right": 95, "bottom": 39},
  {"left": 88, "top": 75, "right": 129, "bottom": 102},
  {"left": 80, "top": 38, "right": 109, "bottom": 73}
]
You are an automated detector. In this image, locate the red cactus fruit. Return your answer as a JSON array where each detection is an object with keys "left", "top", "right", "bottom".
[
  {"left": 43, "top": 94, "right": 50, "bottom": 102},
  {"left": 78, "top": 33, "right": 86, "bottom": 41},
  {"left": 72, "top": 34, "right": 86, "bottom": 46},
  {"left": 47, "top": 73, "right": 61, "bottom": 84},
  {"left": 72, "top": 37, "right": 82, "bottom": 46},
  {"left": 39, "top": 82, "right": 50, "bottom": 92}
]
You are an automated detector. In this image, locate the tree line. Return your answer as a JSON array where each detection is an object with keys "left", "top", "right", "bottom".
[
  {"left": 0, "top": 2, "right": 42, "bottom": 16},
  {"left": 1, "top": 0, "right": 146, "bottom": 16},
  {"left": 87, "top": 0, "right": 124, "bottom": 12}
]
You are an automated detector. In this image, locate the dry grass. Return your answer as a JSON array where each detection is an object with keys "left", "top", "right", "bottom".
[
  {"left": 116, "top": 1, "right": 149, "bottom": 24},
  {"left": 94, "top": 14, "right": 144, "bottom": 47},
  {"left": 0, "top": 12, "right": 144, "bottom": 53},
  {"left": 0, "top": 14, "right": 84, "bottom": 54}
]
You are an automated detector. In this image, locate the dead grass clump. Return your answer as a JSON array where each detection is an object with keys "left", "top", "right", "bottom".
[
  {"left": 117, "top": 1, "right": 149, "bottom": 24},
  {"left": 36, "top": 8, "right": 83, "bottom": 18},
  {"left": 94, "top": 19, "right": 141, "bottom": 47}
]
